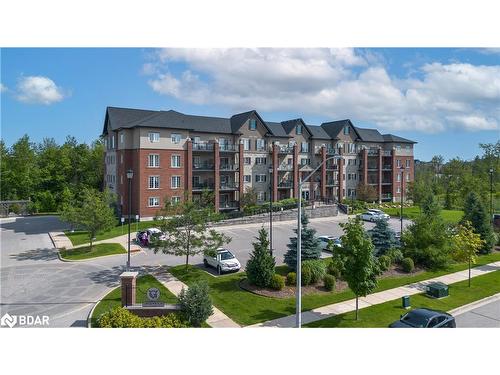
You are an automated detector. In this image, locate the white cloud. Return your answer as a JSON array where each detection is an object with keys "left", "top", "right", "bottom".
[
  {"left": 0, "top": 83, "right": 7, "bottom": 93},
  {"left": 145, "top": 48, "right": 500, "bottom": 133},
  {"left": 16, "top": 76, "right": 66, "bottom": 105}
]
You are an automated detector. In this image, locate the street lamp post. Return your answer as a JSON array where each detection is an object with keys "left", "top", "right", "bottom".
[
  {"left": 269, "top": 166, "right": 273, "bottom": 256},
  {"left": 490, "top": 168, "right": 494, "bottom": 225},
  {"left": 296, "top": 155, "right": 342, "bottom": 328},
  {"left": 126, "top": 169, "right": 133, "bottom": 271},
  {"left": 400, "top": 166, "right": 405, "bottom": 236}
]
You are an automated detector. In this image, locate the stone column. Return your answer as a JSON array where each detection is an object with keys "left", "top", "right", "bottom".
[
  {"left": 186, "top": 138, "right": 193, "bottom": 201},
  {"left": 338, "top": 157, "right": 344, "bottom": 203},
  {"left": 213, "top": 141, "right": 220, "bottom": 212},
  {"left": 272, "top": 144, "right": 279, "bottom": 202},
  {"left": 320, "top": 146, "right": 327, "bottom": 201},
  {"left": 293, "top": 144, "right": 299, "bottom": 199},
  {"left": 238, "top": 142, "right": 244, "bottom": 210},
  {"left": 378, "top": 148, "right": 383, "bottom": 203},
  {"left": 120, "top": 271, "right": 138, "bottom": 307}
]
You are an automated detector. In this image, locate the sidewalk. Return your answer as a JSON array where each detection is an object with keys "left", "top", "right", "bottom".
[
  {"left": 152, "top": 266, "right": 241, "bottom": 328},
  {"left": 248, "top": 260, "right": 500, "bottom": 327}
]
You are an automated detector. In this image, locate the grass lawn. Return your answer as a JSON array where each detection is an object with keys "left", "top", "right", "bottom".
[
  {"left": 170, "top": 251, "right": 500, "bottom": 326},
  {"left": 305, "top": 270, "right": 500, "bottom": 327},
  {"left": 64, "top": 220, "right": 156, "bottom": 246},
  {"left": 382, "top": 206, "right": 464, "bottom": 224},
  {"left": 90, "top": 274, "right": 178, "bottom": 327},
  {"left": 59, "top": 243, "right": 126, "bottom": 260}
]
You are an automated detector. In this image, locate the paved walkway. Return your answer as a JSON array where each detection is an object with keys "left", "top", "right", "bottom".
[
  {"left": 248, "top": 261, "right": 500, "bottom": 327},
  {"left": 152, "top": 266, "right": 241, "bottom": 328}
]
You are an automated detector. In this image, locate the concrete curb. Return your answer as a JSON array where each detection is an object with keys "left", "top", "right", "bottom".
[
  {"left": 449, "top": 292, "right": 500, "bottom": 317},
  {"left": 87, "top": 287, "right": 120, "bottom": 328},
  {"left": 48, "top": 231, "right": 58, "bottom": 248},
  {"left": 57, "top": 246, "right": 141, "bottom": 263}
]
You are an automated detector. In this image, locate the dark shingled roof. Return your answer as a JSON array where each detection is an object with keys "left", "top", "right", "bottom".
[
  {"left": 265, "top": 122, "right": 291, "bottom": 138},
  {"left": 280, "top": 119, "right": 305, "bottom": 135},
  {"left": 354, "top": 127, "right": 385, "bottom": 143},
  {"left": 307, "top": 125, "right": 331, "bottom": 140},
  {"left": 320, "top": 119, "right": 352, "bottom": 139},
  {"left": 382, "top": 134, "right": 417, "bottom": 144}
]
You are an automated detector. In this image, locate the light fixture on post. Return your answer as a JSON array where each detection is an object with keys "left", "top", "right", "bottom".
[
  {"left": 490, "top": 168, "right": 494, "bottom": 225},
  {"left": 126, "top": 169, "right": 134, "bottom": 271},
  {"left": 296, "top": 155, "right": 343, "bottom": 328},
  {"left": 399, "top": 166, "right": 405, "bottom": 236},
  {"left": 268, "top": 166, "right": 274, "bottom": 256}
]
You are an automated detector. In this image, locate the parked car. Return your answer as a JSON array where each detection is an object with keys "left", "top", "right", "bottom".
[
  {"left": 367, "top": 209, "right": 390, "bottom": 220},
  {"left": 389, "top": 308, "right": 456, "bottom": 328},
  {"left": 136, "top": 227, "right": 165, "bottom": 247},
  {"left": 203, "top": 248, "right": 241, "bottom": 274},
  {"left": 318, "top": 235, "right": 342, "bottom": 251},
  {"left": 359, "top": 211, "right": 383, "bottom": 222}
]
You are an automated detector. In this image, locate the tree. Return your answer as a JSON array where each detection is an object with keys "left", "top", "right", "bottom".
[
  {"left": 462, "top": 191, "right": 495, "bottom": 254},
  {"left": 452, "top": 221, "right": 484, "bottom": 287},
  {"left": 356, "top": 182, "right": 378, "bottom": 202},
  {"left": 339, "top": 218, "right": 380, "bottom": 320},
  {"left": 60, "top": 188, "right": 116, "bottom": 250},
  {"left": 421, "top": 192, "right": 441, "bottom": 217},
  {"left": 368, "top": 218, "right": 397, "bottom": 255},
  {"left": 240, "top": 187, "right": 258, "bottom": 208},
  {"left": 178, "top": 281, "right": 213, "bottom": 327},
  {"left": 246, "top": 227, "right": 276, "bottom": 287},
  {"left": 284, "top": 214, "right": 322, "bottom": 269},
  {"left": 151, "top": 199, "right": 231, "bottom": 270}
]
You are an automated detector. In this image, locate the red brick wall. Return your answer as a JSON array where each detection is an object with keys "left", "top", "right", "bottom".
[{"left": 391, "top": 152, "right": 414, "bottom": 202}]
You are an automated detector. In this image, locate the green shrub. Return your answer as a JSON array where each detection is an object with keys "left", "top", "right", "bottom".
[
  {"left": 385, "top": 248, "right": 404, "bottom": 264},
  {"left": 301, "top": 266, "right": 312, "bottom": 285},
  {"left": 286, "top": 272, "right": 297, "bottom": 286},
  {"left": 98, "top": 307, "right": 187, "bottom": 328},
  {"left": 326, "top": 261, "right": 341, "bottom": 279},
  {"left": 178, "top": 281, "right": 213, "bottom": 327},
  {"left": 270, "top": 274, "right": 285, "bottom": 290},
  {"left": 9, "top": 203, "right": 21, "bottom": 215},
  {"left": 401, "top": 257, "right": 415, "bottom": 273},
  {"left": 378, "top": 255, "right": 391, "bottom": 272},
  {"left": 323, "top": 274, "right": 336, "bottom": 291},
  {"left": 302, "top": 259, "right": 326, "bottom": 284}
]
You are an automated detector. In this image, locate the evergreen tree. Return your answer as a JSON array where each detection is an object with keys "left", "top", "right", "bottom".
[
  {"left": 462, "top": 192, "right": 495, "bottom": 254},
  {"left": 178, "top": 281, "right": 213, "bottom": 327},
  {"left": 284, "top": 214, "right": 322, "bottom": 269},
  {"left": 369, "top": 218, "right": 397, "bottom": 255},
  {"left": 245, "top": 227, "right": 276, "bottom": 287},
  {"left": 421, "top": 192, "right": 441, "bottom": 217}
]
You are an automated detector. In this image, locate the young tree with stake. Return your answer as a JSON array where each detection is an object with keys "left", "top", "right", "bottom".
[{"left": 452, "top": 221, "right": 484, "bottom": 287}]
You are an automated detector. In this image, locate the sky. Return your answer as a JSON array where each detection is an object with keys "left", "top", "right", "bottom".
[{"left": 1, "top": 47, "right": 499, "bottom": 161}]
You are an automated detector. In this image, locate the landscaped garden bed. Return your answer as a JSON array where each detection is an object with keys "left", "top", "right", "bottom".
[{"left": 59, "top": 243, "right": 126, "bottom": 260}]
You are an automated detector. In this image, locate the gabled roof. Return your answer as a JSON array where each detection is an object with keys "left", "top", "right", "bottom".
[
  {"left": 280, "top": 118, "right": 311, "bottom": 136},
  {"left": 320, "top": 119, "right": 354, "bottom": 139},
  {"left": 265, "top": 122, "right": 292, "bottom": 138},
  {"left": 306, "top": 125, "right": 331, "bottom": 140},
  {"left": 230, "top": 110, "right": 273, "bottom": 135},
  {"left": 382, "top": 134, "right": 417, "bottom": 144},
  {"left": 354, "top": 127, "right": 385, "bottom": 143}
]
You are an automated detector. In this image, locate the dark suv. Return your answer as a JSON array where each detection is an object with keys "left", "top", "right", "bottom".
[{"left": 389, "top": 308, "right": 456, "bottom": 328}]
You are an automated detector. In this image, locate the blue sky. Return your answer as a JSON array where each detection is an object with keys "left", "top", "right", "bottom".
[{"left": 1, "top": 48, "right": 499, "bottom": 161}]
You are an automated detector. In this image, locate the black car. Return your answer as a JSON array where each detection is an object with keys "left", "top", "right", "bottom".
[{"left": 389, "top": 308, "right": 456, "bottom": 328}]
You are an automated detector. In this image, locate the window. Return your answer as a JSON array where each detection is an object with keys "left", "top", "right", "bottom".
[
  {"left": 244, "top": 157, "right": 251, "bottom": 165},
  {"left": 397, "top": 186, "right": 401, "bottom": 193},
  {"left": 301, "top": 142, "right": 309, "bottom": 153},
  {"left": 296, "top": 124, "right": 302, "bottom": 135},
  {"left": 148, "top": 197, "right": 160, "bottom": 207},
  {"left": 396, "top": 144, "right": 401, "bottom": 151},
  {"left": 300, "top": 158, "right": 310, "bottom": 166},
  {"left": 348, "top": 143, "right": 356, "bottom": 153},
  {"left": 171, "top": 133, "right": 181, "bottom": 144},
  {"left": 249, "top": 119, "right": 257, "bottom": 130},
  {"left": 255, "top": 157, "right": 267, "bottom": 165},
  {"left": 149, "top": 132, "right": 160, "bottom": 143},
  {"left": 406, "top": 145, "right": 411, "bottom": 151},
  {"left": 104, "top": 139, "right": 108, "bottom": 148},
  {"left": 171, "top": 196, "right": 181, "bottom": 205},
  {"left": 120, "top": 154, "right": 123, "bottom": 164},
  {"left": 406, "top": 159, "right": 411, "bottom": 168},
  {"left": 171, "top": 176, "right": 181, "bottom": 189},
  {"left": 255, "top": 174, "right": 267, "bottom": 183},
  {"left": 111, "top": 136, "right": 115, "bottom": 149},
  {"left": 257, "top": 191, "right": 266, "bottom": 201},
  {"left": 120, "top": 175, "right": 123, "bottom": 185},
  {"left": 243, "top": 175, "right": 251, "bottom": 183},
  {"left": 120, "top": 133, "right": 124, "bottom": 144},
  {"left": 148, "top": 154, "right": 160, "bottom": 167},
  {"left": 397, "top": 174, "right": 401, "bottom": 182},
  {"left": 256, "top": 139, "right": 266, "bottom": 151},
  {"left": 193, "top": 136, "right": 201, "bottom": 144},
  {"left": 343, "top": 126, "right": 350, "bottom": 135},
  {"left": 148, "top": 176, "right": 160, "bottom": 189},
  {"left": 171, "top": 154, "right": 181, "bottom": 168},
  {"left": 406, "top": 173, "right": 410, "bottom": 182},
  {"left": 242, "top": 138, "right": 250, "bottom": 151},
  {"left": 396, "top": 159, "right": 401, "bottom": 167},
  {"left": 220, "top": 175, "right": 228, "bottom": 184}
]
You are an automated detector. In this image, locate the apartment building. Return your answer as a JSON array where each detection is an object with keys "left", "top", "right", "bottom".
[{"left": 102, "top": 107, "right": 416, "bottom": 220}]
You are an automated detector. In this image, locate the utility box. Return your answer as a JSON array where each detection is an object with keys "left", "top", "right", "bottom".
[
  {"left": 402, "top": 295, "right": 411, "bottom": 309},
  {"left": 426, "top": 282, "right": 449, "bottom": 298}
]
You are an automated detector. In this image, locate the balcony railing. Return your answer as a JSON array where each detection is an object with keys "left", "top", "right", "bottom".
[
  {"left": 327, "top": 148, "right": 338, "bottom": 155},
  {"left": 382, "top": 164, "right": 392, "bottom": 170},
  {"left": 382, "top": 150, "right": 392, "bottom": 157},
  {"left": 326, "top": 163, "right": 337, "bottom": 170},
  {"left": 382, "top": 180, "right": 392, "bottom": 185},
  {"left": 277, "top": 181, "right": 293, "bottom": 188},
  {"left": 220, "top": 183, "right": 238, "bottom": 190},
  {"left": 277, "top": 145, "right": 293, "bottom": 154},
  {"left": 219, "top": 201, "right": 239, "bottom": 210},
  {"left": 219, "top": 164, "right": 239, "bottom": 171},
  {"left": 278, "top": 164, "right": 294, "bottom": 171},
  {"left": 367, "top": 149, "right": 379, "bottom": 156},
  {"left": 326, "top": 180, "right": 338, "bottom": 186},
  {"left": 381, "top": 193, "right": 392, "bottom": 200},
  {"left": 192, "top": 182, "right": 214, "bottom": 190},
  {"left": 219, "top": 144, "right": 238, "bottom": 152},
  {"left": 193, "top": 162, "right": 214, "bottom": 170},
  {"left": 192, "top": 143, "right": 214, "bottom": 152}
]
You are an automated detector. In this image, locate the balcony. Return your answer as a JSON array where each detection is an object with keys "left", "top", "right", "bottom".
[
  {"left": 277, "top": 145, "right": 293, "bottom": 154},
  {"left": 220, "top": 182, "right": 239, "bottom": 191},
  {"left": 367, "top": 149, "right": 379, "bottom": 156},
  {"left": 192, "top": 182, "right": 215, "bottom": 191},
  {"left": 278, "top": 164, "right": 294, "bottom": 171},
  {"left": 367, "top": 164, "right": 379, "bottom": 170},
  {"left": 219, "top": 201, "right": 239, "bottom": 210},
  {"left": 326, "top": 180, "right": 338, "bottom": 187},
  {"left": 382, "top": 150, "right": 392, "bottom": 157},
  {"left": 219, "top": 144, "right": 238, "bottom": 152},
  {"left": 382, "top": 180, "right": 392, "bottom": 185},
  {"left": 193, "top": 143, "right": 214, "bottom": 152},
  {"left": 382, "top": 164, "right": 392, "bottom": 171},
  {"left": 219, "top": 164, "right": 239, "bottom": 171},
  {"left": 193, "top": 162, "right": 214, "bottom": 171},
  {"left": 327, "top": 148, "right": 338, "bottom": 155},
  {"left": 381, "top": 193, "right": 392, "bottom": 200},
  {"left": 277, "top": 181, "right": 293, "bottom": 188},
  {"left": 326, "top": 163, "right": 337, "bottom": 170}
]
